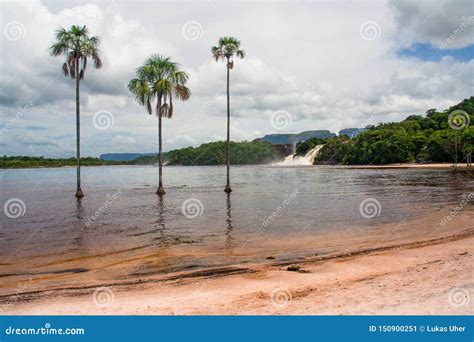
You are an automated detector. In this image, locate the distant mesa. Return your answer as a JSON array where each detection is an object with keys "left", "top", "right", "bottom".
[
  {"left": 338, "top": 128, "right": 367, "bottom": 138},
  {"left": 258, "top": 130, "right": 336, "bottom": 145}
]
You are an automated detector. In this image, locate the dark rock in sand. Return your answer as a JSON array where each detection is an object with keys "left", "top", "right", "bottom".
[{"left": 287, "top": 265, "right": 300, "bottom": 272}]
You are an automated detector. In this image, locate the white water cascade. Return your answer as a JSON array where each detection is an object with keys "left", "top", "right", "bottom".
[{"left": 276, "top": 144, "right": 324, "bottom": 166}]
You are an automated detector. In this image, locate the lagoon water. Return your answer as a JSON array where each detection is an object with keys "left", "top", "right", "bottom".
[{"left": 0, "top": 165, "right": 472, "bottom": 294}]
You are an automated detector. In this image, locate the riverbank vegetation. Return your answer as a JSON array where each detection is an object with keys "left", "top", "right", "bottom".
[
  {"left": 134, "top": 140, "right": 278, "bottom": 166},
  {"left": 315, "top": 97, "right": 474, "bottom": 165},
  {"left": 295, "top": 137, "right": 329, "bottom": 156},
  {"left": 0, "top": 141, "right": 279, "bottom": 168},
  {"left": 0, "top": 156, "right": 125, "bottom": 169}
]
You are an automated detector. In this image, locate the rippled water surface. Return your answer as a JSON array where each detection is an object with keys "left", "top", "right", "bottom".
[{"left": 0, "top": 165, "right": 472, "bottom": 294}]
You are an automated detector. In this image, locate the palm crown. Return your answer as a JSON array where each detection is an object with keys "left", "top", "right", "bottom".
[
  {"left": 49, "top": 25, "right": 102, "bottom": 79},
  {"left": 212, "top": 36, "right": 245, "bottom": 68},
  {"left": 128, "top": 54, "right": 190, "bottom": 118}
]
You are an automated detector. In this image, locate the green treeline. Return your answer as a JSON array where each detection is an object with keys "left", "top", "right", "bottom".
[
  {"left": 295, "top": 138, "right": 328, "bottom": 156},
  {"left": 134, "top": 140, "right": 279, "bottom": 166},
  {"left": 0, "top": 156, "right": 125, "bottom": 168},
  {"left": 1, "top": 141, "right": 280, "bottom": 168},
  {"left": 315, "top": 97, "right": 474, "bottom": 165}
]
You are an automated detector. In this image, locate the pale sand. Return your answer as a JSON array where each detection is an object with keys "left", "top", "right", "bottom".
[{"left": 3, "top": 230, "right": 473, "bottom": 315}]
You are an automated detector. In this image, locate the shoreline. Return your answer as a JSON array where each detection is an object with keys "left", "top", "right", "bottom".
[
  {"left": 329, "top": 163, "right": 472, "bottom": 170},
  {"left": 1, "top": 162, "right": 471, "bottom": 170},
  {"left": 2, "top": 228, "right": 472, "bottom": 315}
]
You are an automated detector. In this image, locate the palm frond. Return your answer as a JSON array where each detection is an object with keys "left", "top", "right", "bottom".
[
  {"left": 128, "top": 55, "right": 190, "bottom": 120},
  {"left": 54, "top": 27, "right": 69, "bottom": 42},
  {"left": 49, "top": 25, "right": 102, "bottom": 79},
  {"left": 212, "top": 46, "right": 224, "bottom": 61},
  {"left": 236, "top": 49, "right": 246, "bottom": 59},
  {"left": 49, "top": 41, "right": 69, "bottom": 57},
  {"left": 147, "top": 98, "right": 152, "bottom": 115},
  {"left": 168, "top": 96, "right": 174, "bottom": 118},
  {"left": 174, "top": 85, "right": 191, "bottom": 101},
  {"left": 62, "top": 62, "right": 69, "bottom": 77},
  {"left": 68, "top": 57, "right": 77, "bottom": 79},
  {"left": 160, "top": 103, "right": 169, "bottom": 118},
  {"left": 212, "top": 37, "right": 245, "bottom": 63},
  {"left": 173, "top": 70, "right": 189, "bottom": 85},
  {"left": 128, "top": 77, "right": 152, "bottom": 110},
  {"left": 93, "top": 53, "right": 102, "bottom": 69}
]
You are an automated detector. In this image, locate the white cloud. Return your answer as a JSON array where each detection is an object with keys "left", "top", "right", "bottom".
[
  {"left": 0, "top": 0, "right": 472, "bottom": 157},
  {"left": 390, "top": 0, "right": 474, "bottom": 49},
  {"left": 112, "top": 135, "right": 136, "bottom": 145}
]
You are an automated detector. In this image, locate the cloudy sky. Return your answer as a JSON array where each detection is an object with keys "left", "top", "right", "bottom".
[{"left": 0, "top": 0, "right": 473, "bottom": 157}]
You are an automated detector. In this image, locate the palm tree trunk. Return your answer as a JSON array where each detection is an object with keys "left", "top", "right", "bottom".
[
  {"left": 454, "top": 133, "right": 458, "bottom": 171},
  {"left": 75, "top": 61, "right": 84, "bottom": 198},
  {"left": 157, "top": 96, "right": 166, "bottom": 195},
  {"left": 224, "top": 62, "right": 232, "bottom": 193}
]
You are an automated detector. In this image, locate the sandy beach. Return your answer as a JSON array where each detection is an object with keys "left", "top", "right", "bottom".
[{"left": 2, "top": 227, "right": 472, "bottom": 315}]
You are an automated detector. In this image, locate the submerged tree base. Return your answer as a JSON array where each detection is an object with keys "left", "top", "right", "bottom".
[
  {"left": 224, "top": 185, "right": 232, "bottom": 193},
  {"left": 156, "top": 186, "right": 166, "bottom": 195},
  {"left": 75, "top": 188, "right": 84, "bottom": 198}
]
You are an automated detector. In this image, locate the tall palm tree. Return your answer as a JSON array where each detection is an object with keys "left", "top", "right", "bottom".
[
  {"left": 212, "top": 37, "right": 245, "bottom": 193},
  {"left": 49, "top": 25, "right": 102, "bottom": 198},
  {"left": 128, "top": 55, "right": 190, "bottom": 195}
]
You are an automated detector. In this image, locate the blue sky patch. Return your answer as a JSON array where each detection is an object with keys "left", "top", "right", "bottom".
[{"left": 397, "top": 43, "right": 474, "bottom": 62}]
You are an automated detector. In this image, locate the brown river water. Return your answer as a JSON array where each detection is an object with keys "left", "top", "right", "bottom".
[{"left": 0, "top": 165, "right": 473, "bottom": 297}]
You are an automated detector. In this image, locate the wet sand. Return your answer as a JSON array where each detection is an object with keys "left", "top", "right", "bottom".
[{"left": 2, "top": 227, "right": 472, "bottom": 315}]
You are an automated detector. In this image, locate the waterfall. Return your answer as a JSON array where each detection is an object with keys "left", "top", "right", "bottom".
[{"left": 276, "top": 145, "right": 324, "bottom": 166}]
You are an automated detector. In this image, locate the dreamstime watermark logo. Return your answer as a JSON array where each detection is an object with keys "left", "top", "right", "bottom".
[
  {"left": 3, "top": 198, "right": 26, "bottom": 219},
  {"left": 4, "top": 21, "right": 26, "bottom": 41},
  {"left": 92, "top": 287, "right": 115, "bottom": 308},
  {"left": 175, "top": 93, "right": 218, "bottom": 136},
  {"left": 270, "top": 288, "right": 292, "bottom": 307},
  {"left": 448, "top": 287, "right": 470, "bottom": 307},
  {"left": 359, "top": 21, "right": 382, "bottom": 41},
  {"left": 270, "top": 110, "right": 292, "bottom": 131},
  {"left": 440, "top": 192, "right": 473, "bottom": 227},
  {"left": 93, "top": 110, "right": 114, "bottom": 130},
  {"left": 263, "top": 189, "right": 299, "bottom": 227},
  {"left": 182, "top": 21, "right": 203, "bottom": 41},
  {"left": 1, "top": 101, "right": 34, "bottom": 136},
  {"left": 440, "top": 16, "right": 474, "bottom": 49},
  {"left": 4, "top": 322, "right": 85, "bottom": 336},
  {"left": 181, "top": 198, "right": 204, "bottom": 219},
  {"left": 359, "top": 197, "right": 382, "bottom": 219},
  {"left": 448, "top": 110, "right": 470, "bottom": 130},
  {"left": 84, "top": 190, "right": 121, "bottom": 227},
  {"left": 176, "top": 114, "right": 198, "bottom": 136}
]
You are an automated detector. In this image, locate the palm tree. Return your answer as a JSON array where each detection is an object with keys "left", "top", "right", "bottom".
[
  {"left": 128, "top": 55, "right": 190, "bottom": 195},
  {"left": 49, "top": 25, "right": 102, "bottom": 198},
  {"left": 212, "top": 37, "right": 245, "bottom": 193}
]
